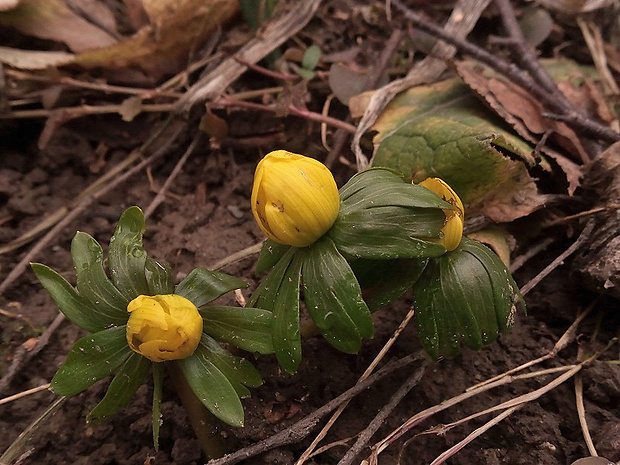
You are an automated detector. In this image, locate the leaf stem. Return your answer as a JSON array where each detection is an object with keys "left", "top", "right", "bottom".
[{"left": 168, "top": 363, "right": 226, "bottom": 459}]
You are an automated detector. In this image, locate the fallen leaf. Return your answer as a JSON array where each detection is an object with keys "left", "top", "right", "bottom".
[
  {"left": 467, "top": 227, "right": 514, "bottom": 266},
  {"left": 537, "top": 0, "right": 613, "bottom": 13},
  {"left": 68, "top": 0, "right": 117, "bottom": 35},
  {"left": 348, "top": 89, "right": 374, "bottom": 118},
  {"left": 0, "top": 0, "right": 118, "bottom": 52},
  {"left": 73, "top": 0, "right": 239, "bottom": 83},
  {"left": 121, "top": 0, "right": 149, "bottom": 30},
  {"left": 0, "top": 46, "right": 74, "bottom": 69},
  {"left": 0, "top": 0, "right": 20, "bottom": 11},
  {"left": 455, "top": 59, "right": 586, "bottom": 194},
  {"left": 372, "top": 78, "right": 546, "bottom": 223},
  {"left": 118, "top": 96, "right": 142, "bottom": 122},
  {"left": 329, "top": 63, "right": 370, "bottom": 105},
  {"left": 518, "top": 6, "right": 554, "bottom": 47},
  {"left": 455, "top": 59, "right": 591, "bottom": 164}
]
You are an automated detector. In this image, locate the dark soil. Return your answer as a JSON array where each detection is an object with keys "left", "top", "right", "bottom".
[
  {"left": 0, "top": 121, "right": 618, "bottom": 465},
  {"left": 1, "top": 2, "right": 619, "bottom": 465}
]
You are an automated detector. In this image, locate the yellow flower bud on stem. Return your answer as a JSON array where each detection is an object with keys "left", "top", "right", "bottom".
[
  {"left": 126, "top": 294, "right": 203, "bottom": 362},
  {"left": 419, "top": 178, "right": 465, "bottom": 252},
  {"left": 251, "top": 150, "right": 340, "bottom": 247}
]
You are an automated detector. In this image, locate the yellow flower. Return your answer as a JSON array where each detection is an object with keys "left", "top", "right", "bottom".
[
  {"left": 126, "top": 294, "right": 203, "bottom": 362},
  {"left": 419, "top": 178, "right": 464, "bottom": 252},
  {"left": 251, "top": 150, "right": 340, "bottom": 247}
]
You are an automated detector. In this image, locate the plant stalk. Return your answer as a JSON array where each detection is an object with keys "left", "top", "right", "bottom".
[{"left": 167, "top": 363, "right": 226, "bottom": 459}]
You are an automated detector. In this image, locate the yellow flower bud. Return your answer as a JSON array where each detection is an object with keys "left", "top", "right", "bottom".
[
  {"left": 419, "top": 178, "right": 464, "bottom": 252},
  {"left": 126, "top": 294, "right": 203, "bottom": 362},
  {"left": 251, "top": 150, "right": 340, "bottom": 247}
]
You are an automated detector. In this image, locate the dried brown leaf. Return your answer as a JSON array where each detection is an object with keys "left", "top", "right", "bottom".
[
  {"left": 455, "top": 59, "right": 586, "bottom": 194},
  {"left": 0, "top": 46, "right": 74, "bottom": 69},
  {"left": 0, "top": 0, "right": 117, "bottom": 52},
  {"left": 536, "top": 0, "right": 613, "bottom": 14},
  {"left": 0, "top": 0, "right": 20, "bottom": 11},
  {"left": 456, "top": 60, "right": 590, "bottom": 161},
  {"left": 73, "top": 0, "right": 238, "bottom": 83}
]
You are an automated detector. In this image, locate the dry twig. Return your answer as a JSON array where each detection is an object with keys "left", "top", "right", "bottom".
[
  {"left": 389, "top": 0, "right": 620, "bottom": 144},
  {"left": 177, "top": 0, "right": 322, "bottom": 110},
  {"left": 144, "top": 134, "right": 201, "bottom": 219},
  {"left": 0, "top": 383, "right": 50, "bottom": 407},
  {"left": 323, "top": 29, "right": 404, "bottom": 168},
  {"left": 468, "top": 302, "right": 596, "bottom": 391},
  {"left": 296, "top": 307, "right": 418, "bottom": 464},
  {"left": 0, "top": 313, "right": 64, "bottom": 395},
  {"left": 206, "top": 353, "right": 423, "bottom": 465},
  {"left": 352, "top": 0, "right": 492, "bottom": 170},
  {"left": 519, "top": 222, "right": 594, "bottom": 296},
  {"left": 337, "top": 360, "right": 429, "bottom": 465}
]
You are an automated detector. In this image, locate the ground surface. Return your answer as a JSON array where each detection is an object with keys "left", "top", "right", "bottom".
[{"left": 1, "top": 1, "right": 620, "bottom": 465}]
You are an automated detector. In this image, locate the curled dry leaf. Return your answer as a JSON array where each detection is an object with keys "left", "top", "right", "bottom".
[
  {"left": 0, "top": 0, "right": 20, "bottom": 11},
  {"left": 0, "top": 0, "right": 117, "bottom": 52},
  {"left": 0, "top": 0, "right": 238, "bottom": 83},
  {"left": 371, "top": 78, "right": 547, "bottom": 223},
  {"left": 455, "top": 59, "right": 588, "bottom": 194},
  {"left": 0, "top": 46, "right": 74, "bottom": 69},
  {"left": 119, "top": 96, "right": 143, "bottom": 122},
  {"left": 328, "top": 63, "right": 387, "bottom": 105},
  {"left": 518, "top": 6, "right": 553, "bottom": 47},
  {"left": 73, "top": 0, "right": 238, "bottom": 83},
  {"left": 537, "top": 0, "right": 614, "bottom": 14},
  {"left": 467, "top": 227, "right": 514, "bottom": 266},
  {"left": 573, "top": 141, "right": 620, "bottom": 300}
]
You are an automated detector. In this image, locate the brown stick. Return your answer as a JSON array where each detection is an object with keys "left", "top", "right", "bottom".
[
  {"left": 0, "top": 117, "right": 184, "bottom": 299},
  {"left": 390, "top": 0, "right": 620, "bottom": 144},
  {"left": 206, "top": 353, "right": 423, "bottom": 465},
  {"left": 177, "top": 0, "right": 323, "bottom": 110},
  {"left": 337, "top": 360, "right": 429, "bottom": 465},
  {"left": 324, "top": 29, "right": 404, "bottom": 168}
]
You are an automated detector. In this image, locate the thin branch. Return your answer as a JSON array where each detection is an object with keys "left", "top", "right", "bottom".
[
  {"left": 324, "top": 29, "right": 404, "bottom": 168},
  {"left": 144, "top": 134, "right": 201, "bottom": 219},
  {"left": 296, "top": 308, "right": 419, "bottom": 464},
  {"left": 371, "top": 364, "right": 576, "bottom": 457},
  {"left": 510, "top": 237, "right": 555, "bottom": 273},
  {"left": 1, "top": 103, "right": 176, "bottom": 120},
  {"left": 390, "top": 0, "right": 620, "bottom": 144},
  {"left": 0, "top": 396, "right": 67, "bottom": 465},
  {"left": 213, "top": 96, "right": 357, "bottom": 134},
  {"left": 371, "top": 344, "right": 614, "bottom": 464},
  {"left": 337, "top": 360, "right": 429, "bottom": 465},
  {"left": 352, "top": 0, "right": 492, "bottom": 170},
  {"left": 575, "top": 373, "right": 598, "bottom": 456},
  {"left": 0, "top": 151, "right": 142, "bottom": 255},
  {"left": 468, "top": 301, "right": 595, "bottom": 391},
  {"left": 0, "top": 383, "right": 51, "bottom": 407},
  {"left": 0, "top": 117, "right": 184, "bottom": 298},
  {"left": 5, "top": 69, "right": 182, "bottom": 99},
  {"left": 210, "top": 242, "right": 265, "bottom": 271},
  {"left": 430, "top": 405, "right": 523, "bottom": 465},
  {"left": 177, "top": 0, "right": 322, "bottom": 110},
  {"left": 519, "top": 221, "right": 594, "bottom": 296},
  {"left": 206, "top": 353, "right": 422, "bottom": 465},
  {"left": 493, "top": 0, "right": 569, "bottom": 101},
  {"left": 0, "top": 313, "right": 64, "bottom": 395}
]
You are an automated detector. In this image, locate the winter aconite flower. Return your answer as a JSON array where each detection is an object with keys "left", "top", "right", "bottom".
[
  {"left": 251, "top": 150, "right": 340, "bottom": 247},
  {"left": 419, "top": 177, "right": 464, "bottom": 252},
  {"left": 251, "top": 165, "right": 453, "bottom": 373},
  {"left": 413, "top": 238, "right": 524, "bottom": 360},
  {"left": 126, "top": 294, "right": 203, "bottom": 362},
  {"left": 32, "top": 206, "right": 274, "bottom": 435}
]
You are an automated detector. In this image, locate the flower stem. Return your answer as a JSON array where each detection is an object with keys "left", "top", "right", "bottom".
[{"left": 168, "top": 363, "right": 226, "bottom": 459}]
